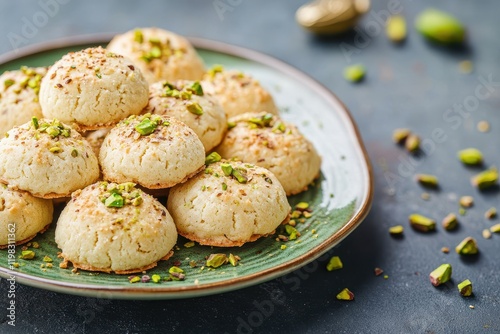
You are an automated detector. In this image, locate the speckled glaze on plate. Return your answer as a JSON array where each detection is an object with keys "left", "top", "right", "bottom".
[{"left": 0, "top": 34, "right": 373, "bottom": 299}]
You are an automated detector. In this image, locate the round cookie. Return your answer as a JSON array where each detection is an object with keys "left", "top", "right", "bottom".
[
  {"left": 0, "top": 118, "right": 100, "bottom": 198},
  {"left": 167, "top": 160, "right": 291, "bottom": 247},
  {"left": 144, "top": 80, "right": 227, "bottom": 152},
  {"left": 55, "top": 182, "right": 177, "bottom": 274},
  {"left": 216, "top": 112, "right": 321, "bottom": 195},
  {"left": 99, "top": 114, "right": 205, "bottom": 189},
  {"left": 0, "top": 184, "right": 53, "bottom": 248},
  {"left": 0, "top": 66, "right": 47, "bottom": 135},
  {"left": 39, "top": 46, "right": 149, "bottom": 130},
  {"left": 201, "top": 65, "right": 279, "bottom": 118},
  {"left": 107, "top": 27, "right": 205, "bottom": 84}
]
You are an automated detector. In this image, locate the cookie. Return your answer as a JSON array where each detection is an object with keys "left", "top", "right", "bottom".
[
  {"left": 216, "top": 112, "right": 321, "bottom": 195},
  {"left": 39, "top": 46, "right": 149, "bottom": 130},
  {"left": 0, "top": 184, "right": 53, "bottom": 248},
  {"left": 55, "top": 182, "right": 177, "bottom": 274},
  {"left": 0, "top": 66, "right": 47, "bottom": 135},
  {"left": 99, "top": 114, "right": 205, "bottom": 189},
  {"left": 144, "top": 80, "right": 226, "bottom": 152},
  {"left": 201, "top": 66, "right": 278, "bottom": 118},
  {"left": 107, "top": 27, "right": 205, "bottom": 84},
  {"left": 167, "top": 160, "right": 290, "bottom": 247},
  {"left": 0, "top": 118, "right": 100, "bottom": 198}
]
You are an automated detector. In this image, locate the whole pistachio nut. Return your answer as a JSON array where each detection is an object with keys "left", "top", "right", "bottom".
[
  {"left": 389, "top": 225, "right": 404, "bottom": 236},
  {"left": 471, "top": 168, "right": 498, "bottom": 190},
  {"left": 405, "top": 134, "right": 420, "bottom": 153},
  {"left": 455, "top": 237, "right": 478, "bottom": 255},
  {"left": 429, "top": 263, "right": 452, "bottom": 287},
  {"left": 458, "top": 279, "right": 473, "bottom": 297},
  {"left": 415, "top": 8, "right": 466, "bottom": 45},
  {"left": 415, "top": 174, "right": 439, "bottom": 188}
]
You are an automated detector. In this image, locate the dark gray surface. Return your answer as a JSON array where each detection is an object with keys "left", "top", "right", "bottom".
[{"left": 1, "top": 0, "right": 499, "bottom": 333}]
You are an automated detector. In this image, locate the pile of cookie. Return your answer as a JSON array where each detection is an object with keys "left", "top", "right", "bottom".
[{"left": 0, "top": 28, "right": 321, "bottom": 274}]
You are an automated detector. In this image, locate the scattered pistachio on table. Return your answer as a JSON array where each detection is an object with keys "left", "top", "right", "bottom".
[
  {"left": 490, "top": 224, "right": 500, "bottom": 233},
  {"left": 389, "top": 225, "right": 404, "bottom": 236},
  {"left": 458, "top": 279, "right": 473, "bottom": 297},
  {"left": 343, "top": 64, "right": 365, "bottom": 83},
  {"left": 409, "top": 214, "right": 436, "bottom": 232},
  {"left": 326, "top": 256, "right": 343, "bottom": 271},
  {"left": 457, "top": 148, "right": 483, "bottom": 166},
  {"left": 471, "top": 168, "right": 498, "bottom": 190},
  {"left": 442, "top": 213, "right": 458, "bottom": 231},
  {"left": 416, "top": 174, "right": 439, "bottom": 188},
  {"left": 392, "top": 128, "right": 411, "bottom": 144},
  {"left": 484, "top": 207, "right": 497, "bottom": 220},
  {"left": 386, "top": 15, "right": 407, "bottom": 43},
  {"left": 459, "top": 196, "right": 474, "bottom": 208},
  {"left": 455, "top": 237, "right": 479, "bottom": 255},
  {"left": 405, "top": 134, "right": 420, "bottom": 153},
  {"left": 429, "top": 263, "right": 452, "bottom": 287},
  {"left": 415, "top": 8, "right": 466, "bottom": 45},
  {"left": 336, "top": 288, "right": 354, "bottom": 301}
]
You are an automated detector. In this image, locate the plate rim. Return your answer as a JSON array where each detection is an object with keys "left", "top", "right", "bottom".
[{"left": 0, "top": 33, "right": 374, "bottom": 299}]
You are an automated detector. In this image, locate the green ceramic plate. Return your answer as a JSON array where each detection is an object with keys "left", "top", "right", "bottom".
[{"left": 0, "top": 35, "right": 373, "bottom": 299}]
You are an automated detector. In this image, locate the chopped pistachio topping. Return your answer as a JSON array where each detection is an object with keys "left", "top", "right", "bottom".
[
  {"left": 416, "top": 174, "right": 439, "bottom": 188},
  {"left": 100, "top": 182, "right": 143, "bottom": 209},
  {"left": 134, "top": 29, "right": 144, "bottom": 43},
  {"left": 471, "top": 168, "right": 498, "bottom": 190},
  {"left": 151, "top": 274, "right": 161, "bottom": 283},
  {"left": 392, "top": 128, "right": 411, "bottom": 144},
  {"left": 326, "top": 256, "right": 343, "bottom": 271},
  {"left": 458, "top": 279, "right": 473, "bottom": 297},
  {"left": 31, "top": 117, "right": 39, "bottom": 129},
  {"left": 455, "top": 237, "right": 479, "bottom": 255},
  {"left": 221, "top": 163, "right": 233, "bottom": 176},
  {"left": 441, "top": 213, "right": 458, "bottom": 231},
  {"left": 71, "top": 148, "right": 79, "bottom": 158},
  {"left": 405, "top": 134, "right": 420, "bottom": 153},
  {"left": 187, "top": 102, "right": 204, "bottom": 115},
  {"left": 32, "top": 118, "right": 71, "bottom": 139},
  {"left": 134, "top": 114, "right": 164, "bottom": 136},
  {"left": 187, "top": 81, "right": 204, "bottom": 96},
  {"left": 20, "top": 250, "right": 35, "bottom": 260},
  {"left": 222, "top": 182, "right": 227, "bottom": 191},
  {"left": 4, "top": 79, "right": 15, "bottom": 89},
  {"left": 248, "top": 113, "right": 274, "bottom": 128},
  {"left": 389, "top": 225, "right": 404, "bottom": 236},
  {"left": 105, "top": 193, "right": 124, "bottom": 208},
  {"left": 168, "top": 266, "right": 186, "bottom": 281},
  {"left": 49, "top": 146, "right": 62, "bottom": 154},
  {"left": 343, "top": 64, "right": 365, "bottom": 83},
  {"left": 429, "top": 263, "right": 452, "bottom": 287},
  {"left": 336, "top": 288, "right": 354, "bottom": 301},
  {"left": 458, "top": 148, "right": 483, "bottom": 165},
  {"left": 459, "top": 196, "right": 474, "bottom": 208},
  {"left": 409, "top": 214, "right": 436, "bottom": 232},
  {"left": 231, "top": 168, "right": 248, "bottom": 183},
  {"left": 205, "top": 152, "right": 221, "bottom": 165},
  {"left": 139, "top": 36, "right": 177, "bottom": 63},
  {"left": 206, "top": 253, "right": 228, "bottom": 268}
]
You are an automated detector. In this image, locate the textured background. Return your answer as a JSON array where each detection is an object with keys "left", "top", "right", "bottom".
[{"left": 1, "top": 0, "right": 499, "bottom": 333}]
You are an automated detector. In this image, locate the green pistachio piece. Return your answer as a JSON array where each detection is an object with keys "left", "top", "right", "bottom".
[
  {"left": 490, "top": 224, "right": 500, "bottom": 233},
  {"left": 187, "top": 102, "right": 204, "bottom": 115},
  {"left": 392, "top": 128, "right": 411, "bottom": 144},
  {"left": 458, "top": 279, "right": 473, "bottom": 297},
  {"left": 4, "top": 79, "right": 15, "bottom": 88},
  {"left": 49, "top": 146, "right": 62, "bottom": 153},
  {"left": 415, "top": 8, "right": 465, "bottom": 45},
  {"left": 31, "top": 117, "right": 39, "bottom": 129},
  {"left": 416, "top": 174, "right": 439, "bottom": 188},
  {"left": 485, "top": 207, "right": 497, "bottom": 219},
  {"left": 227, "top": 121, "right": 236, "bottom": 129},
  {"left": 206, "top": 253, "right": 228, "bottom": 268},
  {"left": 150, "top": 46, "right": 162, "bottom": 59},
  {"left": 295, "top": 202, "right": 309, "bottom": 210},
  {"left": 285, "top": 225, "right": 298, "bottom": 240},
  {"left": 231, "top": 168, "right": 248, "bottom": 183},
  {"left": 441, "top": 213, "right": 458, "bottom": 231},
  {"left": 457, "top": 148, "right": 483, "bottom": 165},
  {"left": 409, "top": 214, "right": 436, "bottom": 232},
  {"left": 205, "top": 152, "right": 222, "bottom": 165},
  {"left": 104, "top": 193, "right": 124, "bottom": 208},
  {"left": 20, "top": 250, "right": 35, "bottom": 260},
  {"left": 429, "top": 263, "right": 452, "bottom": 286},
  {"left": 387, "top": 15, "right": 407, "bottom": 43},
  {"left": 471, "top": 168, "right": 498, "bottom": 190},
  {"left": 389, "top": 225, "right": 404, "bottom": 236},
  {"left": 405, "top": 134, "right": 420, "bottom": 153},
  {"left": 151, "top": 274, "right": 161, "bottom": 283},
  {"left": 207, "top": 64, "right": 224, "bottom": 78},
  {"left": 343, "top": 64, "right": 365, "bottom": 83},
  {"left": 188, "top": 81, "right": 204, "bottom": 96},
  {"left": 220, "top": 163, "right": 233, "bottom": 176},
  {"left": 168, "top": 266, "right": 185, "bottom": 281},
  {"left": 43, "top": 255, "right": 53, "bottom": 262},
  {"left": 71, "top": 149, "right": 78, "bottom": 157},
  {"left": 135, "top": 117, "right": 157, "bottom": 136},
  {"left": 336, "top": 288, "right": 354, "bottom": 301},
  {"left": 228, "top": 253, "right": 239, "bottom": 266},
  {"left": 455, "top": 237, "right": 478, "bottom": 255},
  {"left": 221, "top": 182, "right": 227, "bottom": 191},
  {"left": 45, "top": 126, "right": 61, "bottom": 137},
  {"left": 128, "top": 276, "right": 141, "bottom": 283},
  {"left": 326, "top": 256, "right": 343, "bottom": 271}
]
